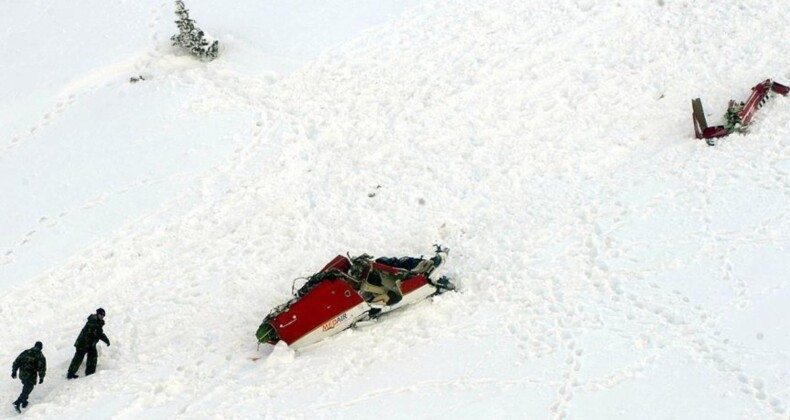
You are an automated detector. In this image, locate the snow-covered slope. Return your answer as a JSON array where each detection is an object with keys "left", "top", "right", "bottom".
[{"left": 2, "top": 0, "right": 789, "bottom": 418}]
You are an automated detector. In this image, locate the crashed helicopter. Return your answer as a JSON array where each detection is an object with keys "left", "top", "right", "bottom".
[{"left": 256, "top": 246, "right": 455, "bottom": 350}]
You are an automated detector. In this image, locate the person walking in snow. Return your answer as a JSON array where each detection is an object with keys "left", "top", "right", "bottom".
[
  {"left": 11, "top": 341, "right": 46, "bottom": 413},
  {"left": 67, "top": 308, "right": 110, "bottom": 379}
]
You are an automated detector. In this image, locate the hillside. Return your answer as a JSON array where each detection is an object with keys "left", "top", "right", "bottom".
[{"left": 1, "top": 1, "right": 789, "bottom": 418}]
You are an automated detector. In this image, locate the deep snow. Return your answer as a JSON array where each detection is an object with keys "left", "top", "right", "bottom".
[{"left": 1, "top": 0, "right": 790, "bottom": 419}]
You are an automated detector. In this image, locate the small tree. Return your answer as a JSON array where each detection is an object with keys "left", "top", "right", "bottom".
[{"left": 171, "top": 0, "right": 219, "bottom": 60}]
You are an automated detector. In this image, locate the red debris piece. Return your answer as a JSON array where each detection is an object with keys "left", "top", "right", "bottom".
[{"left": 692, "top": 79, "right": 789, "bottom": 145}]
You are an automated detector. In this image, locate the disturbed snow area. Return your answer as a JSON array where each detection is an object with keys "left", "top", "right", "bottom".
[{"left": 1, "top": 0, "right": 790, "bottom": 419}]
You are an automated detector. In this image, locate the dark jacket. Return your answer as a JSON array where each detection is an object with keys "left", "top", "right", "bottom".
[
  {"left": 74, "top": 314, "right": 109, "bottom": 349},
  {"left": 12, "top": 348, "right": 46, "bottom": 383}
]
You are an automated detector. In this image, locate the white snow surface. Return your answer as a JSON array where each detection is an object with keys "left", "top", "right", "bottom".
[{"left": 2, "top": 0, "right": 790, "bottom": 419}]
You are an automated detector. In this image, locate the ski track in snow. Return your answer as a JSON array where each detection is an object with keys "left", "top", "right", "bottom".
[{"left": 2, "top": 0, "right": 790, "bottom": 418}]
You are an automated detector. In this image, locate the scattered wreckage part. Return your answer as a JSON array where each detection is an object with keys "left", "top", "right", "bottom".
[
  {"left": 692, "top": 79, "right": 789, "bottom": 145},
  {"left": 430, "top": 275, "right": 456, "bottom": 292},
  {"left": 739, "top": 79, "right": 790, "bottom": 125},
  {"left": 692, "top": 97, "right": 729, "bottom": 145}
]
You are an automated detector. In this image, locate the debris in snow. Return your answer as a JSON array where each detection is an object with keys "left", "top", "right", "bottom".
[{"left": 692, "top": 79, "right": 789, "bottom": 145}]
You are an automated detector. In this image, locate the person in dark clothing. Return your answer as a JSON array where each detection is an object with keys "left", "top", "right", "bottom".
[
  {"left": 67, "top": 308, "right": 110, "bottom": 379},
  {"left": 11, "top": 341, "right": 46, "bottom": 413}
]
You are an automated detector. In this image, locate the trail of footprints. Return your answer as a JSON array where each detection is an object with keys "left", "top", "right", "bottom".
[
  {"left": 1, "top": 94, "right": 78, "bottom": 160},
  {"left": 1, "top": 0, "right": 259, "bottom": 265},
  {"left": 612, "top": 268, "right": 786, "bottom": 415},
  {"left": 0, "top": 173, "right": 198, "bottom": 265},
  {"left": 543, "top": 194, "right": 790, "bottom": 417},
  {"left": 2, "top": 3, "right": 173, "bottom": 162},
  {"left": 549, "top": 338, "right": 582, "bottom": 420}
]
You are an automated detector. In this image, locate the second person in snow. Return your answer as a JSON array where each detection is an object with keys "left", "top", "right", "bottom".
[{"left": 67, "top": 308, "right": 110, "bottom": 379}]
